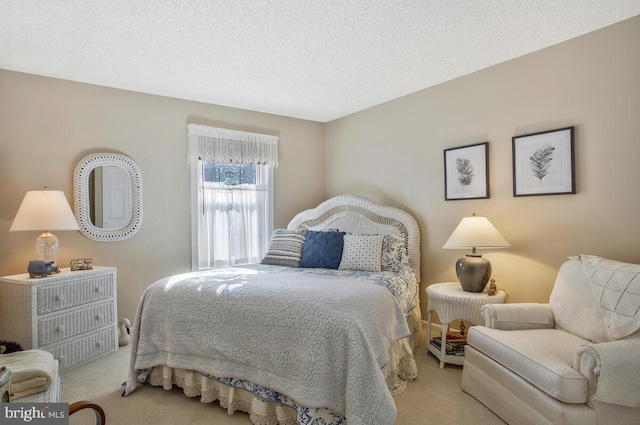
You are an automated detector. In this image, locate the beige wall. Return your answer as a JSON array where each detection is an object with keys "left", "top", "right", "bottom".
[
  {"left": 326, "top": 16, "right": 640, "bottom": 317},
  {"left": 0, "top": 71, "right": 326, "bottom": 321}
]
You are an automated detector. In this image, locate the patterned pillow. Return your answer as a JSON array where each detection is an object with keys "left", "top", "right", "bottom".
[
  {"left": 339, "top": 234, "right": 384, "bottom": 272},
  {"left": 381, "top": 234, "right": 409, "bottom": 271},
  {"left": 300, "top": 231, "right": 345, "bottom": 269},
  {"left": 261, "top": 229, "right": 308, "bottom": 267}
]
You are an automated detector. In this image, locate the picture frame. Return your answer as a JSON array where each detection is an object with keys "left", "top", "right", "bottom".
[
  {"left": 512, "top": 126, "right": 575, "bottom": 197},
  {"left": 444, "top": 142, "right": 489, "bottom": 201}
]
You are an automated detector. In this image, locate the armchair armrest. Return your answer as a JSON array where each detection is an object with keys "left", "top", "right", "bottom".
[
  {"left": 481, "top": 303, "right": 555, "bottom": 330},
  {"left": 575, "top": 339, "right": 640, "bottom": 408}
]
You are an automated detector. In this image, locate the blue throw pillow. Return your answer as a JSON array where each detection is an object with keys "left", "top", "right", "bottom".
[{"left": 300, "top": 231, "right": 345, "bottom": 269}]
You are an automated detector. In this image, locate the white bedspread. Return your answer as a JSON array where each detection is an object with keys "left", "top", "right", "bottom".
[{"left": 124, "top": 266, "right": 411, "bottom": 425}]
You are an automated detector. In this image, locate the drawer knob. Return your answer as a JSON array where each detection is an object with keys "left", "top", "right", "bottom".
[
  {"left": 95, "top": 314, "right": 103, "bottom": 321},
  {"left": 95, "top": 287, "right": 103, "bottom": 293},
  {"left": 56, "top": 325, "right": 65, "bottom": 332},
  {"left": 96, "top": 341, "right": 104, "bottom": 348},
  {"left": 55, "top": 294, "right": 65, "bottom": 301}
]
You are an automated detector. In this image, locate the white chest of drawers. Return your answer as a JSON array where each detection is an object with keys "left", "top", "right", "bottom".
[{"left": 0, "top": 267, "right": 118, "bottom": 372}]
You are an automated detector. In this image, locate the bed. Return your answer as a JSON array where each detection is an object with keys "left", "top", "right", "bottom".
[{"left": 123, "top": 195, "right": 421, "bottom": 425}]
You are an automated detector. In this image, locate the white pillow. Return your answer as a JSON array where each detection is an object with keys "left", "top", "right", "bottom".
[{"left": 339, "top": 234, "right": 383, "bottom": 272}]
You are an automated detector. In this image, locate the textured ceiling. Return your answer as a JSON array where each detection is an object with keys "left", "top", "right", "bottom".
[{"left": 1, "top": 1, "right": 639, "bottom": 122}]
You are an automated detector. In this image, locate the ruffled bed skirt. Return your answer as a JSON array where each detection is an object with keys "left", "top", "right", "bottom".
[{"left": 143, "top": 307, "right": 421, "bottom": 425}]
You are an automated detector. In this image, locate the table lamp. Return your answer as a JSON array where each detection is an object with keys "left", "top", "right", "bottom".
[
  {"left": 9, "top": 188, "right": 80, "bottom": 267},
  {"left": 442, "top": 213, "right": 510, "bottom": 292}
]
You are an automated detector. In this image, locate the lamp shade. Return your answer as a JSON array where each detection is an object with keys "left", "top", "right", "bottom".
[
  {"left": 10, "top": 190, "right": 79, "bottom": 232},
  {"left": 10, "top": 190, "right": 79, "bottom": 269},
  {"left": 442, "top": 215, "right": 510, "bottom": 250}
]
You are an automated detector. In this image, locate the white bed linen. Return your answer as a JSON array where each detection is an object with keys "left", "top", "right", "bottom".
[{"left": 124, "top": 265, "right": 418, "bottom": 425}]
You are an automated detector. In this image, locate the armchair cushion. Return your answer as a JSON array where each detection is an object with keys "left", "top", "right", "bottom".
[
  {"left": 468, "top": 326, "right": 591, "bottom": 404},
  {"left": 481, "top": 303, "right": 555, "bottom": 330}
]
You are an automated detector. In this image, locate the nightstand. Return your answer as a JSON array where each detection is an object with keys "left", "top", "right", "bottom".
[
  {"left": 0, "top": 267, "right": 118, "bottom": 372},
  {"left": 426, "top": 282, "right": 506, "bottom": 368}
]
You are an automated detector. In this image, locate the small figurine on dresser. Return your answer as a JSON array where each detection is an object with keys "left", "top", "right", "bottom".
[{"left": 27, "top": 260, "right": 59, "bottom": 278}]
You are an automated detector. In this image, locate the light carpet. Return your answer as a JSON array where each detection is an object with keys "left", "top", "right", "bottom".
[{"left": 62, "top": 329, "right": 505, "bottom": 424}]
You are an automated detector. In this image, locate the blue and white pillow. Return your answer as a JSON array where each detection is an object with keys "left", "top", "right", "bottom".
[
  {"left": 339, "top": 234, "right": 384, "bottom": 272},
  {"left": 261, "top": 229, "right": 308, "bottom": 267},
  {"left": 381, "top": 234, "right": 409, "bottom": 271}
]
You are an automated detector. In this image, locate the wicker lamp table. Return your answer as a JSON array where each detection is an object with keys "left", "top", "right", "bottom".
[{"left": 426, "top": 282, "right": 506, "bottom": 368}]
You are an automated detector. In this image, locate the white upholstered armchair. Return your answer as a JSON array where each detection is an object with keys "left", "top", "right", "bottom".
[{"left": 462, "top": 256, "right": 640, "bottom": 425}]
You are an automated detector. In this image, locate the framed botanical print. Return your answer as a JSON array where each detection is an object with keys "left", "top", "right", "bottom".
[
  {"left": 444, "top": 142, "right": 489, "bottom": 201},
  {"left": 512, "top": 127, "right": 575, "bottom": 197}
]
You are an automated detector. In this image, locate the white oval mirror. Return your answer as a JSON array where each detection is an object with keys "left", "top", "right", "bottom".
[{"left": 74, "top": 153, "right": 143, "bottom": 241}]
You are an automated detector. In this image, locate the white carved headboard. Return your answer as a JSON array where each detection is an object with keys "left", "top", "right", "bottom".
[{"left": 287, "top": 195, "right": 421, "bottom": 282}]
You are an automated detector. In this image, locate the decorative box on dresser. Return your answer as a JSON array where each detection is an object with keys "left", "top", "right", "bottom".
[{"left": 0, "top": 267, "right": 118, "bottom": 372}]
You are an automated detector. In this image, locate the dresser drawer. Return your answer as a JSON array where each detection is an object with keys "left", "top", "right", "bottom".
[
  {"left": 38, "top": 300, "right": 115, "bottom": 347},
  {"left": 48, "top": 326, "right": 117, "bottom": 371},
  {"left": 37, "top": 273, "right": 114, "bottom": 315}
]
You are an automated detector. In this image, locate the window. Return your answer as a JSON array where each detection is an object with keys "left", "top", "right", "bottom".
[{"left": 187, "top": 124, "right": 278, "bottom": 270}]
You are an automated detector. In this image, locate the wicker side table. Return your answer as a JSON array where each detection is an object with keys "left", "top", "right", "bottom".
[{"left": 426, "top": 282, "right": 506, "bottom": 368}]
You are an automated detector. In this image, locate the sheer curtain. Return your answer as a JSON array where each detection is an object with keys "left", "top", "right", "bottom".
[
  {"left": 197, "top": 164, "right": 271, "bottom": 268},
  {"left": 188, "top": 124, "right": 277, "bottom": 270}
]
